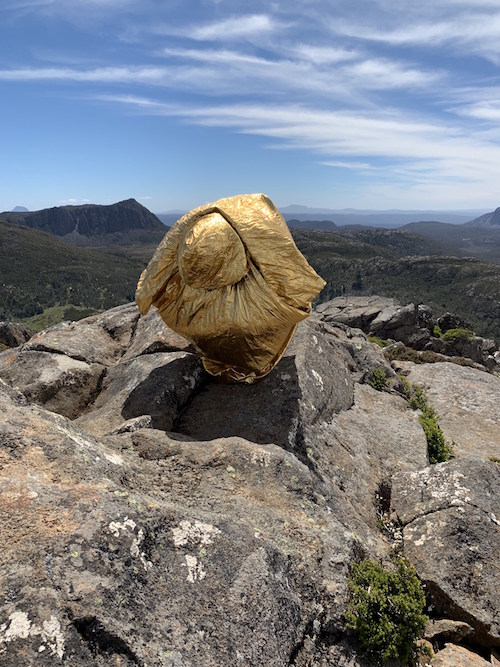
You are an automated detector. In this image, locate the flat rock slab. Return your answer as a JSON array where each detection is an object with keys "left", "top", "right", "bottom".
[
  {"left": 316, "top": 296, "right": 398, "bottom": 314},
  {"left": 24, "top": 303, "right": 139, "bottom": 366},
  {"left": 76, "top": 351, "right": 206, "bottom": 436},
  {"left": 401, "top": 362, "right": 500, "bottom": 460},
  {"left": 315, "top": 296, "right": 398, "bottom": 331},
  {"left": 392, "top": 459, "right": 500, "bottom": 647},
  {"left": 318, "top": 383, "right": 428, "bottom": 526},
  {"left": 0, "top": 349, "right": 104, "bottom": 419},
  {"left": 431, "top": 644, "right": 492, "bottom": 666}
]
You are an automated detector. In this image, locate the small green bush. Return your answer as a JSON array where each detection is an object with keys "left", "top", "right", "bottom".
[
  {"left": 385, "top": 344, "right": 476, "bottom": 368},
  {"left": 489, "top": 456, "right": 500, "bottom": 464},
  {"left": 345, "top": 558, "right": 428, "bottom": 664},
  {"left": 404, "top": 384, "right": 454, "bottom": 463},
  {"left": 407, "top": 385, "right": 427, "bottom": 411},
  {"left": 369, "top": 367, "right": 388, "bottom": 391},
  {"left": 419, "top": 406, "right": 455, "bottom": 464},
  {"left": 432, "top": 324, "right": 442, "bottom": 337},
  {"left": 368, "top": 335, "right": 390, "bottom": 348},
  {"left": 441, "top": 327, "right": 474, "bottom": 343}
]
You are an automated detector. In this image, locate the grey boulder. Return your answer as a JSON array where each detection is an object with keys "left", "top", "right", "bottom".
[{"left": 392, "top": 458, "right": 500, "bottom": 647}]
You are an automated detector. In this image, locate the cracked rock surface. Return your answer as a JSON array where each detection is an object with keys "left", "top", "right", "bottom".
[
  {"left": 0, "top": 299, "right": 499, "bottom": 665},
  {"left": 398, "top": 361, "right": 500, "bottom": 461},
  {"left": 392, "top": 459, "right": 500, "bottom": 647}
]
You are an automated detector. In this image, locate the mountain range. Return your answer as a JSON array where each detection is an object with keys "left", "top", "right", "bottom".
[{"left": 0, "top": 198, "right": 166, "bottom": 246}]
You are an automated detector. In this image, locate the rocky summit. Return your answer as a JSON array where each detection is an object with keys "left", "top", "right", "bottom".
[{"left": 0, "top": 300, "right": 499, "bottom": 666}]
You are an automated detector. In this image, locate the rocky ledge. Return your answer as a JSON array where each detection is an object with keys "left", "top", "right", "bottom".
[
  {"left": 0, "top": 302, "right": 498, "bottom": 666},
  {"left": 317, "top": 296, "right": 500, "bottom": 372}
]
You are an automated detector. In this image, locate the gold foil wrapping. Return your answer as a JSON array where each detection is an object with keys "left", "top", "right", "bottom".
[{"left": 135, "top": 193, "right": 325, "bottom": 383}]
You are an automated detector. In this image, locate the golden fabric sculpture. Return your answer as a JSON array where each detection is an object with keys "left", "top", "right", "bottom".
[{"left": 135, "top": 193, "right": 325, "bottom": 383}]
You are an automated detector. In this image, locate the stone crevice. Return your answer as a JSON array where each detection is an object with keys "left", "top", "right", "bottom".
[
  {"left": 396, "top": 497, "right": 499, "bottom": 529},
  {"left": 71, "top": 616, "right": 142, "bottom": 665}
]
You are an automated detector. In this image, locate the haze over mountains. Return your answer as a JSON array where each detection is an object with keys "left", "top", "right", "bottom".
[{"left": 155, "top": 204, "right": 492, "bottom": 229}]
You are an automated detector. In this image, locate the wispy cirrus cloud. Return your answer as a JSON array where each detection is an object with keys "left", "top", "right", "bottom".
[
  {"left": 0, "top": 47, "right": 440, "bottom": 103},
  {"left": 100, "top": 93, "right": 500, "bottom": 185},
  {"left": 158, "top": 47, "right": 440, "bottom": 97},
  {"left": 321, "top": 161, "right": 375, "bottom": 170},
  {"left": 289, "top": 45, "right": 358, "bottom": 65},
  {"left": 455, "top": 101, "right": 500, "bottom": 121},
  {"left": 332, "top": 10, "right": 500, "bottom": 61},
  {"left": 343, "top": 58, "right": 439, "bottom": 89},
  {"left": 0, "top": 66, "right": 170, "bottom": 83},
  {"left": 155, "top": 14, "right": 279, "bottom": 41}
]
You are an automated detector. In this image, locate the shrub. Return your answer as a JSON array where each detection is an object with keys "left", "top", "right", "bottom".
[
  {"left": 384, "top": 344, "right": 476, "bottom": 368},
  {"left": 441, "top": 327, "right": 474, "bottom": 343},
  {"left": 405, "top": 383, "right": 454, "bottom": 463},
  {"left": 432, "top": 324, "right": 442, "bottom": 337},
  {"left": 368, "top": 335, "right": 390, "bottom": 348},
  {"left": 407, "top": 384, "right": 427, "bottom": 411},
  {"left": 345, "top": 558, "right": 428, "bottom": 664},
  {"left": 419, "top": 406, "right": 455, "bottom": 464},
  {"left": 369, "top": 367, "right": 389, "bottom": 391}
]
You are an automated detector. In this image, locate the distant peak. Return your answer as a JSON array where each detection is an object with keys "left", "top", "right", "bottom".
[{"left": 12, "top": 206, "right": 29, "bottom": 212}]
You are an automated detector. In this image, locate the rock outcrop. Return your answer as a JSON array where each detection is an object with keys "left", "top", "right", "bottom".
[
  {"left": 317, "top": 296, "right": 500, "bottom": 371},
  {"left": 0, "top": 321, "right": 33, "bottom": 349},
  {"left": 0, "top": 299, "right": 499, "bottom": 666}
]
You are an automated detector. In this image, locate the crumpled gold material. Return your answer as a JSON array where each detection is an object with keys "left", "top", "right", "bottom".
[{"left": 135, "top": 193, "right": 325, "bottom": 383}]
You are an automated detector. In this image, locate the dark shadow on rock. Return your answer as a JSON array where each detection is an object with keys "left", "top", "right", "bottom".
[
  {"left": 121, "top": 355, "right": 206, "bottom": 431},
  {"left": 172, "top": 356, "right": 310, "bottom": 466},
  {"left": 72, "top": 616, "right": 141, "bottom": 665}
]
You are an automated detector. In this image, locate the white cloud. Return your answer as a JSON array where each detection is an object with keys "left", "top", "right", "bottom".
[
  {"left": 290, "top": 45, "right": 358, "bottom": 65},
  {"left": 157, "top": 46, "right": 439, "bottom": 98},
  {"left": 344, "top": 58, "right": 440, "bottom": 89},
  {"left": 58, "top": 198, "right": 91, "bottom": 204},
  {"left": 0, "top": 66, "right": 169, "bottom": 83},
  {"left": 332, "top": 10, "right": 500, "bottom": 61},
  {"left": 456, "top": 101, "right": 500, "bottom": 121},
  {"left": 156, "top": 14, "right": 278, "bottom": 41},
  {"left": 321, "top": 161, "right": 374, "bottom": 170},
  {"left": 0, "top": 51, "right": 441, "bottom": 99},
  {"left": 3, "top": 1, "right": 500, "bottom": 208},
  {"left": 101, "top": 94, "right": 500, "bottom": 194}
]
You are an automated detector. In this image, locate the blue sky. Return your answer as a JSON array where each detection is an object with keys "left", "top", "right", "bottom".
[{"left": 1, "top": 0, "right": 500, "bottom": 213}]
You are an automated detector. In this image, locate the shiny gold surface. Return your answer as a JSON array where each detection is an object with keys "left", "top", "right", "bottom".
[{"left": 135, "top": 193, "right": 326, "bottom": 383}]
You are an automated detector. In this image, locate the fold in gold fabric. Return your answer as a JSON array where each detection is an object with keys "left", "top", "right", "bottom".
[{"left": 135, "top": 193, "right": 326, "bottom": 383}]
